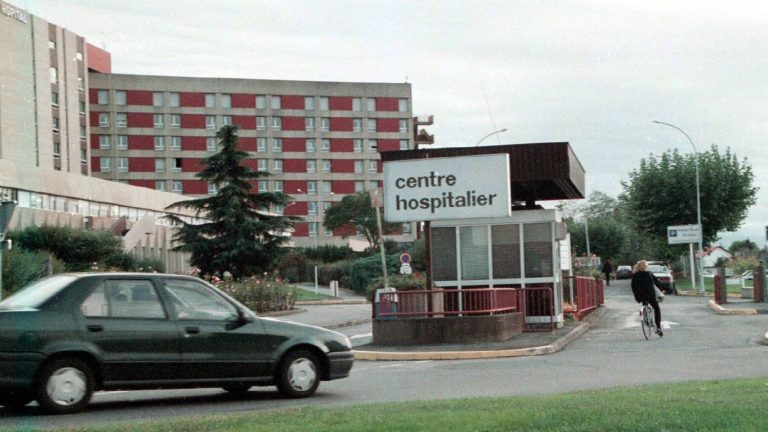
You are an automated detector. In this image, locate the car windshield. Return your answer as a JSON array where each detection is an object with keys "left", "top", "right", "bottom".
[
  {"left": 0, "top": 275, "right": 77, "bottom": 309},
  {"left": 648, "top": 265, "right": 668, "bottom": 273}
]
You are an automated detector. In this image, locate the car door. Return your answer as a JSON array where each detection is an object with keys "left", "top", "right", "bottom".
[
  {"left": 79, "top": 277, "right": 182, "bottom": 384},
  {"left": 161, "top": 278, "right": 272, "bottom": 381}
]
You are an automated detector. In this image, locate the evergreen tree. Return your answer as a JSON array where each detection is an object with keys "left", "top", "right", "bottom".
[
  {"left": 165, "top": 126, "right": 296, "bottom": 279},
  {"left": 323, "top": 192, "right": 399, "bottom": 249}
]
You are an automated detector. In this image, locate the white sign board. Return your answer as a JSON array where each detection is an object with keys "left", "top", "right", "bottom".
[
  {"left": 667, "top": 225, "right": 700, "bottom": 244},
  {"left": 383, "top": 154, "right": 511, "bottom": 222}
]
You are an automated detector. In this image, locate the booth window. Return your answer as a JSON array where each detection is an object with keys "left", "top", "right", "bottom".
[
  {"left": 431, "top": 227, "right": 457, "bottom": 281},
  {"left": 460, "top": 226, "right": 488, "bottom": 280},
  {"left": 492, "top": 224, "right": 521, "bottom": 278},
  {"left": 524, "top": 223, "right": 552, "bottom": 277}
]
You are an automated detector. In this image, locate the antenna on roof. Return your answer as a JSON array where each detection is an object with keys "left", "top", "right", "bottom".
[{"left": 480, "top": 82, "right": 503, "bottom": 146}]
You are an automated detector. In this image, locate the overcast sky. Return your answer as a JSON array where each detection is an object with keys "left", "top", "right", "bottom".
[{"left": 22, "top": 0, "right": 768, "bottom": 247}]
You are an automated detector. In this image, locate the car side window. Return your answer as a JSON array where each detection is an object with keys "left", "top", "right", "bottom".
[
  {"left": 163, "top": 280, "right": 238, "bottom": 321},
  {"left": 80, "top": 280, "right": 167, "bottom": 319}
]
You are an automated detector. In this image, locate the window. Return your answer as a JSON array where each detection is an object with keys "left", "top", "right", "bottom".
[
  {"left": 170, "top": 114, "right": 180, "bottom": 128},
  {"left": 322, "top": 160, "right": 331, "bottom": 173},
  {"left": 274, "top": 204, "right": 285, "bottom": 215},
  {"left": 49, "top": 67, "right": 57, "bottom": 83},
  {"left": 169, "top": 92, "right": 180, "bottom": 107},
  {"left": 308, "top": 201, "right": 318, "bottom": 215},
  {"left": 256, "top": 95, "right": 266, "bottom": 109},
  {"left": 77, "top": 77, "right": 84, "bottom": 91},
  {"left": 307, "top": 160, "right": 316, "bottom": 173},
  {"left": 320, "top": 139, "right": 330, "bottom": 152},
  {"left": 524, "top": 223, "right": 553, "bottom": 277},
  {"left": 367, "top": 119, "right": 377, "bottom": 132},
  {"left": 97, "top": 90, "right": 109, "bottom": 105},
  {"left": 273, "top": 159, "right": 283, "bottom": 173},
  {"left": 352, "top": 97, "right": 361, "bottom": 111},
  {"left": 368, "top": 180, "right": 378, "bottom": 190},
  {"left": 400, "top": 139, "right": 409, "bottom": 150},
  {"left": 48, "top": 40, "right": 55, "bottom": 50},
  {"left": 172, "top": 158, "right": 182, "bottom": 172},
  {"left": 258, "top": 180, "right": 268, "bottom": 191},
  {"left": 309, "top": 222, "right": 318, "bottom": 236},
  {"left": 154, "top": 136, "right": 165, "bottom": 151},
  {"left": 366, "top": 98, "right": 375, "bottom": 111},
  {"left": 79, "top": 101, "right": 85, "bottom": 116},
  {"left": 153, "top": 114, "right": 165, "bottom": 128},
  {"left": 271, "top": 96, "right": 281, "bottom": 110},
  {"left": 223, "top": 115, "right": 232, "bottom": 126},
  {"left": 461, "top": 226, "right": 489, "bottom": 280},
  {"left": 153, "top": 92, "right": 164, "bottom": 107},
  {"left": 307, "top": 181, "right": 317, "bottom": 194},
  {"left": 155, "top": 180, "right": 166, "bottom": 191},
  {"left": 172, "top": 181, "right": 183, "bottom": 193},
  {"left": 354, "top": 160, "right": 364, "bottom": 173},
  {"left": 354, "top": 181, "right": 364, "bottom": 192},
  {"left": 320, "top": 118, "right": 330, "bottom": 132},
  {"left": 76, "top": 52, "right": 83, "bottom": 61},
  {"left": 155, "top": 158, "right": 166, "bottom": 172},
  {"left": 116, "top": 113, "right": 128, "bottom": 128},
  {"left": 403, "top": 223, "right": 412, "bottom": 234},
  {"left": 305, "top": 117, "right": 315, "bottom": 131},
  {"left": 80, "top": 148, "right": 87, "bottom": 163},
  {"left": 368, "top": 139, "right": 377, "bottom": 151},
  {"left": 205, "top": 93, "right": 216, "bottom": 108},
  {"left": 51, "top": 92, "right": 59, "bottom": 106},
  {"left": 116, "top": 135, "right": 128, "bottom": 150},
  {"left": 100, "top": 157, "right": 112, "bottom": 172},
  {"left": 399, "top": 119, "right": 408, "bottom": 133},
  {"left": 432, "top": 227, "right": 457, "bottom": 280},
  {"left": 171, "top": 136, "right": 181, "bottom": 150},
  {"left": 353, "top": 139, "right": 363, "bottom": 153},
  {"left": 272, "top": 138, "right": 283, "bottom": 152},
  {"left": 319, "top": 97, "right": 329, "bottom": 110},
  {"left": 321, "top": 181, "right": 332, "bottom": 193},
  {"left": 257, "top": 138, "right": 267, "bottom": 152},
  {"left": 399, "top": 98, "right": 408, "bottom": 112},
  {"left": 208, "top": 182, "right": 218, "bottom": 195},
  {"left": 81, "top": 281, "right": 166, "bottom": 319},
  {"left": 99, "top": 113, "right": 110, "bottom": 127},
  {"left": 207, "top": 137, "right": 217, "bottom": 152},
  {"left": 53, "top": 141, "right": 61, "bottom": 155},
  {"left": 492, "top": 224, "right": 521, "bottom": 279},
  {"left": 305, "top": 96, "right": 315, "bottom": 110},
  {"left": 271, "top": 117, "right": 281, "bottom": 130},
  {"left": 115, "top": 90, "right": 126, "bottom": 106},
  {"left": 52, "top": 116, "right": 60, "bottom": 131},
  {"left": 352, "top": 118, "right": 362, "bottom": 132},
  {"left": 99, "top": 135, "right": 111, "bottom": 149},
  {"left": 206, "top": 116, "right": 215, "bottom": 130},
  {"left": 306, "top": 139, "right": 316, "bottom": 153},
  {"left": 368, "top": 160, "right": 378, "bottom": 173},
  {"left": 323, "top": 202, "right": 332, "bottom": 212},
  {"left": 221, "top": 94, "right": 231, "bottom": 108},
  {"left": 257, "top": 159, "right": 267, "bottom": 171},
  {"left": 274, "top": 180, "right": 284, "bottom": 192},
  {"left": 256, "top": 116, "right": 266, "bottom": 130}
]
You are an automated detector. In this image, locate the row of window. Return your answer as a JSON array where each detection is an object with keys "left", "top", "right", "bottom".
[
  {"left": 99, "top": 157, "right": 381, "bottom": 175},
  {"left": 96, "top": 90, "right": 409, "bottom": 112},
  {"left": 96, "top": 112, "right": 408, "bottom": 133},
  {"left": 97, "top": 135, "right": 408, "bottom": 153}
]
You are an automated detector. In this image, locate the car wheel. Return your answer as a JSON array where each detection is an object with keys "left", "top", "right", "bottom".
[
  {"left": 222, "top": 384, "right": 251, "bottom": 394},
  {"left": 276, "top": 349, "right": 321, "bottom": 398},
  {"left": 0, "top": 389, "right": 34, "bottom": 411},
  {"left": 35, "top": 358, "right": 94, "bottom": 415}
]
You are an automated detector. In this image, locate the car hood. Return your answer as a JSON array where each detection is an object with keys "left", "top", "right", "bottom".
[{"left": 258, "top": 317, "right": 351, "bottom": 350}]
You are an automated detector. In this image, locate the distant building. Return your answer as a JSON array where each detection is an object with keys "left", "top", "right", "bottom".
[{"left": 700, "top": 246, "right": 733, "bottom": 269}]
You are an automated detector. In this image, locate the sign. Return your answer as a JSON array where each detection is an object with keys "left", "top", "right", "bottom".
[
  {"left": 382, "top": 154, "right": 511, "bottom": 222},
  {"left": 399, "top": 252, "right": 411, "bottom": 264},
  {"left": 667, "top": 224, "right": 700, "bottom": 244}
]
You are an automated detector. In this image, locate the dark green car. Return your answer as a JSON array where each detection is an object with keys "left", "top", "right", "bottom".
[{"left": 0, "top": 273, "right": 354, "bottom": 414}]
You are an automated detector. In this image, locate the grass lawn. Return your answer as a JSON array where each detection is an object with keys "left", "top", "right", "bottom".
[
  {"left": 675, "top": 278, "right": 745, "bottom": 294},
  {"left": 47, "top": 378, "right": 768, "bottom": 432},
  {"left": 292, "top": 287, "right": 333, "bottom": 301}
]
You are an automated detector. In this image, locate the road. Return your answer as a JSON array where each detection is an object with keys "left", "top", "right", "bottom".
[{"left": 3, "top": 280, "right": 767, "bottom": 430}]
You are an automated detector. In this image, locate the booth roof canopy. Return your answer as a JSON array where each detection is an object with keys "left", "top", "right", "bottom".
[{"left": 380, "top": 142, "right": 585, "bottom": 203}]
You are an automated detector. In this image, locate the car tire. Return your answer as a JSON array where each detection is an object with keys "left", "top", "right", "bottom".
[
  {"left": 35, "top": 357, "right": 94, "bottom": 415},
  {"left": 0, "top": 389, "right": 34, "bottom": 411},
  {"left": 275, "top": 349, "right": 321, "bottom": 398},
  {"left": 222, "top": 384, "right": 251, "bottom": 394}
]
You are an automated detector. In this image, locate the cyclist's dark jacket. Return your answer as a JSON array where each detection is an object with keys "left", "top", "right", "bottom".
[{"left": 631, "top": 271, "right": 660, "bottom": 303}]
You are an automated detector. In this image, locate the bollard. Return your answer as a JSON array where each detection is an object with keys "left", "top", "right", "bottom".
[{"left": 714, "top": 275, "right": 726, "bottom": 304}]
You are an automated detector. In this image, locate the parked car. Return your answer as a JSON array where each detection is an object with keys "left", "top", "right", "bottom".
[
  {"left": 0, "top": 273, "right": 354, "bottom": 414},
  {"left": 740, "top": 269, "right": 767, "bottom": 281},
  {"left": 615, "top": 265, "right": 633, "bottom": 279},
  {"left": 648, "top": 264, "right": 676, "bottom": 294}
]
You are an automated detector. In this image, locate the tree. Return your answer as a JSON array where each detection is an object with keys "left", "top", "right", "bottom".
[
  {"left": 728, "top": 239, "right": 759, "bottom": 257},
  {"left": 566, "top": 216, "right": 630, "bottom": 260},
  {"left": 621, "top": 145, "right": 757, "bottom": 246},
  {"left": 322, "top": 192, "right": 399, "bottom": 249},
  {"left": 165, "top": 126, "right": 296, "bottom": 280}
]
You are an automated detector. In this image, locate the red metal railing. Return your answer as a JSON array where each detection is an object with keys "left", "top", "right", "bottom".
[
  {"left": 568, "top": 276, "right": 604, "bottom": 320},
  {"left": 378, "top": 288, "right": 518, "bottom": 318},
  {"left": 518, "top": 286, "right": 554, "bottom": 331}
]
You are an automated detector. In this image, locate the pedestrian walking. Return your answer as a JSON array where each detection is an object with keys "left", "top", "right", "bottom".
[{"left": 602, "top": 258, "right": 613, "bottom": 286}]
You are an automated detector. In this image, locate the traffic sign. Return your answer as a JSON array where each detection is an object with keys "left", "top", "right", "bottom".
[{"left": 667, "top": 225, "right": 700, "bottom": 244}]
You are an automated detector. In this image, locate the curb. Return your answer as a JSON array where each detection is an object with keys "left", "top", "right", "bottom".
[
  {"left": 707, "top": 300, "right": 757, "bottom": 315},
  {"left": 352, "top": 307, "right": 606, "bottom": 361},
  {"left": 325, "top": 319, "right": 372, "bottom": 330},
  {"left": 295, "top": 300, "right": 369, "bottom": 305}
]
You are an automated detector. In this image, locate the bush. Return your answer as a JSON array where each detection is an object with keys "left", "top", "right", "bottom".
[
  {"left": 277, "top": 252, "right": 308, "bottom": 282},
  {"left": 215, "top": 274, "right": 295, "bottom": 313},
  {"left": 317, "top": 261, "right": 351, "bottom": 286},
  {"left": 12, "top": 226, "right": 125, "bottom": 271},
  {"left": 303, "top": 244, "right": 357, "bottom": 263},
  {"left": 1, "top": 249, "right": 66, "bottom": 297},
  {"left": 365, "top": 272, "right": 430, "bottom": 301},
  {"left": 348, "top": 253, "right": 401, "bottom": 295}
]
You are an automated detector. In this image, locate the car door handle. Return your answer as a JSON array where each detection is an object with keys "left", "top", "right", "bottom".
[
  {"left": 185, "top": 326, "right": 200, "bottom": 335},
  {"left": 87, "top": 324, "right": 103, "bottom": 333}
]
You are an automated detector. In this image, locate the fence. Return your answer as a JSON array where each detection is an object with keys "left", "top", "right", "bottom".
[{"left": 564, "top": 276, "right": 604, "bottom": 320}]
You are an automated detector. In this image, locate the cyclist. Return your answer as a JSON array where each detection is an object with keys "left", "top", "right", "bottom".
[{"left": 631, "top": 260, "right": 663, "bottom": 336}]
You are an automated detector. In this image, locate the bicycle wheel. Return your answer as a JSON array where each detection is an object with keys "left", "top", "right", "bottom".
[{"left": 641, "top": 307, "right": 653, "bottom": 340}]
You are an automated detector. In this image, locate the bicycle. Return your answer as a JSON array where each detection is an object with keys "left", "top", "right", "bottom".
[{"left": 640, "top": 303, "right": 657, "bottom": 340}]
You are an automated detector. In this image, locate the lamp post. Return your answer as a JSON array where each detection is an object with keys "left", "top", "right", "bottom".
[
  {"left": 474, "top": 128, "right": 507, "bottom": 147},
  {"left": 653, "top": 120, "right": 705, "bottom": 293}
]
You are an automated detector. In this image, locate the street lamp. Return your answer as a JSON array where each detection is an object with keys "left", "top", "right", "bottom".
[
  {"left": 653, "top": 120, "right": 705, "bottom": 293},
  {"left": 474, "top": 128, "right": 507, "bottom": 147}
]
